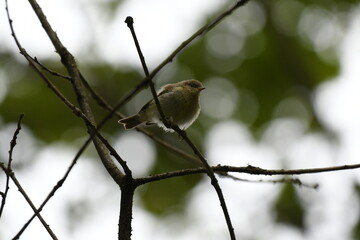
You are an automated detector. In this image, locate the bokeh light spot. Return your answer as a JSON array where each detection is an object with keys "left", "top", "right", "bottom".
[{"left": 202, "top": 77, "right": 239, "bottom": 119}]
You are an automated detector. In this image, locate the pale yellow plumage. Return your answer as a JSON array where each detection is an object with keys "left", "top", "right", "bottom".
[{"left": 118, "top": 79, "right": 205, "bottom": 131}]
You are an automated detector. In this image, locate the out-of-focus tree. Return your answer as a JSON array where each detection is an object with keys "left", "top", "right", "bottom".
[{"left": 1, "top": 0, "right": 360, "bottom": 239}]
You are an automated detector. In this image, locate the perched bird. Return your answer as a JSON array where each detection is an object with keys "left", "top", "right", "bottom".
[{"left": 118, "top": 79, "right": 205, "bottom": 131}]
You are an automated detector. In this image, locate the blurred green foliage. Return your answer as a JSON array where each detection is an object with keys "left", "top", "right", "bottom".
[
  {"left": 0, "top": 0, "right": 357, "bottom": 231},
  {"left": 274, "top": 184, "right": 305, "bottom": 230}
]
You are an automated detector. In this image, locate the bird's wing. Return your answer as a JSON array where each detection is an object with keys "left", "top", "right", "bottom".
[
  {"left": 139, "top": 87, "right": 172, "bottom": 113},
  {"left": 157, "top": 85, "right": 173, "bottom": 97},
  {"left": 139, "top": 99, "right": 153, "bottom": 113}
]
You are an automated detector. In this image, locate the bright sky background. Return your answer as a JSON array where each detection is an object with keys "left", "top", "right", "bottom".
[
  {"left": 1, "top": 0, "right": 360, "bottom": 240},
  {"left": 0, "top": 0, "right": 224, "bottom": 67}
]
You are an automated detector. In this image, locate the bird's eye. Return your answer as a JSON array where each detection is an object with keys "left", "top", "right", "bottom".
[{"left": 187, "top": 81, "right": 201, "bottom": 88}]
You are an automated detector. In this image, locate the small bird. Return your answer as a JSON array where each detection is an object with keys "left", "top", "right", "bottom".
[{"left": 118, "top": 79, "right": 205, "bottom": 131}]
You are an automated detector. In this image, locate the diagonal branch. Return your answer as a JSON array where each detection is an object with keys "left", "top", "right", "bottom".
[
  {"left": 0, "top": 163, "right": 59, "bottom": 240},
  {"left": 140, "top": 0, "right": 251, "bottom": 90},
  {"left": 11, "top": 137, "right": 91, "bottom": 240},
  {"left": 0, "top": 113, "right": 58, "bottom": 240},
  {"left": 125, "top": 16, "right": 170, "bottom": 133},
  {"left": 0, "top": 114, "right": 24, "bottom": 218},
  {"left": 33, "top": 57, "right": 72, "bottom": 81},
  {"left": 171, "top": 127, "right": 236, "bottom": 239},
  {"left": 26, "top": 0, "right": 130, "bottom": 180},
  {"left": 124, "top": 7, "right": 256, "bottom": 237}
]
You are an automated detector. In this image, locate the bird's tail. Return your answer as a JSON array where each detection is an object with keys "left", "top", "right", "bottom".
[{"left": 118, "top": 115, "right": 143, "bottom": 129}]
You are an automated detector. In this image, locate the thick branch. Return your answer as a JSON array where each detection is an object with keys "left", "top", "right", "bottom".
[
  {"left": 26, "top": 0, "right": 129, "bottom": 181},
  {"left": 118, "top": 177, "right": 136, "bottom": 240}
]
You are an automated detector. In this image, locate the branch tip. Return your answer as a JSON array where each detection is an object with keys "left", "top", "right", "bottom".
[{"left": 125, "top": 16, "right": 134, "bottom": 27}]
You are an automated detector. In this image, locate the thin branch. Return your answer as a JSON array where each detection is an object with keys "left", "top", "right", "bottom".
[
  {"left": 125, "top": 16, "right": 168, "bottom": 126},
  {"left": 1, "top": 166, "right": 56, "bottom": 240},
  {"left": 0, "top": 163, "right": 59, "bottom": 240},
  {"left": 139, "top": 0, "right": 251, "bottom": 89},
  {"left": 139, "top": 128, "right": 200, "bottom": 164},
  {"left": 11, "top": 137, "right": 91, "bottom": 240},
  {"left": 136, "top": 163, "right": 360, "bottom": 185},
  {"left": 217, "top": 164, "right": 360, "bottom": 175},
  {"left": 33, "top": 57, "right": 72, "bottom": 81},
  {"left": 165, "top": 127, "right": 237, "bottom": 240},
  {"left": 125, "top": 14, "right": 243, "bottom": 239},
  {"left": 218, "top": 173, "right": 319, "bottom": 189},
  {"left": 125, "top": 17, "right": 150, "bottom": 76},
  {"left": 0, "top": 113, "right": 57, "bottom": 240},
  {"left": 0, "top": 114, "right": 24, "bottom": 218}
]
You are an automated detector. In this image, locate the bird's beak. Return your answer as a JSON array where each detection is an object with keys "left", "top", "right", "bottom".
[{"left": 199, "top": 87, "right": 205, "bottom": 91}]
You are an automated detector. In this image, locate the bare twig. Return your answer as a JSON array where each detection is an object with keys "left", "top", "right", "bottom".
[
  {"left": 0, "top": 114, "right": 24, "bottom": 218},
  {"left": 0, "top": 113, "right": 57, "bottom": 240},
  {"left": 138, "top": 0, "right": 251, "bottom": 90},
  {"left": 0, "top": 163, "right": 59, "bottom": 240},
  {"left": 217, "top": 173, "right": 319, "bottom": 189},
  {"left": 125, "top": 14, "right": 243, "bottom": 239},
  {"left": 33, "top": 57, "right": 72, "bottom": 81},
  {"left": 125, "top": 16, "right": 168, "bottom": 126},
  {"left": 223, "top": 164, "right": 360, "bottom": 175},
  {"left": 168, "top": 128, "right": 236, "bottom": 239},
  {"left": 136, "top": 164, "right": 360, "bottom": 185},
  {"left": 11, "top": 137, "right": 91, "bottom": 240}
]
